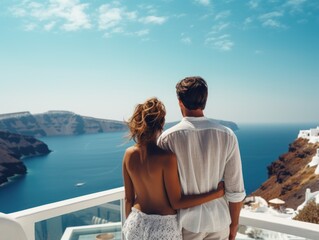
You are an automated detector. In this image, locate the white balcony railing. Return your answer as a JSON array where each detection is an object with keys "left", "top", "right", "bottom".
[
  {"left": 8, "top": 187, "right": 125, "bottom": 240},
  {"left": 2, "top": 187, "right": 319, "bottom": 240}
]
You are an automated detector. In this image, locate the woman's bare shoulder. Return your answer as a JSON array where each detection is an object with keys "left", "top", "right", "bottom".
[
  {"left": 125, "top": 146, "right": 138, "bottom": 154},
  {"left": 124, "top": 146, "right": 140, "bottom": 160}
]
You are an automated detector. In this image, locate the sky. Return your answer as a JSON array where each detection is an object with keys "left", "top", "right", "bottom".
[{"left": 0, "top": 0, "right": 318, "bottom": 124}]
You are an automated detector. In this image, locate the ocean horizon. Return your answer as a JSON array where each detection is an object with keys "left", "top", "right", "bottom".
[{"left": 0, "top": 122, "right": 317, "bottom": 214}]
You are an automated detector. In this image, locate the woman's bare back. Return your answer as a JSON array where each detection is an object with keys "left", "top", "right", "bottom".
[{"left": 124, "top": 144, "right": 176, "bottom": 215}]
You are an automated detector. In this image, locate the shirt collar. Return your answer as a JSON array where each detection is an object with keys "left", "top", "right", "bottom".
[{"left": 182, "top": 116, "right": 207, "bottom": 121}]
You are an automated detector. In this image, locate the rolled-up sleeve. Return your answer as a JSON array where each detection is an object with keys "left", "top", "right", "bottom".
[{"left": 224, "top": 132, "right": 246, "bottom": 202}]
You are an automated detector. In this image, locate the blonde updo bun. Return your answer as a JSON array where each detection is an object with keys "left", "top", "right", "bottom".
[{"left": 127, "top": 97, "right": 166, "bottom": 145}]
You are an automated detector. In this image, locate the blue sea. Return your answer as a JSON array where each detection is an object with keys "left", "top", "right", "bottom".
[{"left": 0, "top": 123, "right": 317, "bottom": 214}]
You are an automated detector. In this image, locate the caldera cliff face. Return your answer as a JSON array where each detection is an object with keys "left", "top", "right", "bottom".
[
  {"left": 0, "top": 111, "right": 127, "bottom": 137},
  {"left": 252, "top": 138, "right": 319, "bottom": 209},
  {"left": 0, "top": 131, "right": 51, "bottom": 185}
]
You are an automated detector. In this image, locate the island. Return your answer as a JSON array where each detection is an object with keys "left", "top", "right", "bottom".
[{"left": 0, "top": 111, "right": 127, "bottom": 137}]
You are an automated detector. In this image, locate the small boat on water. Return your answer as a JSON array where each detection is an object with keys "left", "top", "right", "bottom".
[{"left": 75, "top": 182, "right": 85, "bottom": 187}]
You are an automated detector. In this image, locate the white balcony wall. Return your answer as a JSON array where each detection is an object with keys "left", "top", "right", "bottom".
[
  {"left": 3, "top": 187, "right": 319, "bottom": 240},
  {"left": 8, "top": 187, "right": 125, "bottom": 240}
]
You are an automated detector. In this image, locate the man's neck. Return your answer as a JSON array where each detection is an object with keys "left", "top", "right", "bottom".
[{"left": 183, "top": 109, "right": 204, "bottom": 117}]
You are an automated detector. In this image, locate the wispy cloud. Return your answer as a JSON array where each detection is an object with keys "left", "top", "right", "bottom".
[
  {"left": 242, "top": 16, "right": 255, "bottom": 30},
  {"left": 136, "top": 5, "right": 168, "bottom": 25},
  {"left": 10, "top": 0, "right": 91, "bottom": 31},
  {"left": 284, "top": 0, "right": 307, "bottom": 13},
  {"left": 135, "top": 29, "right": 149, "bottom": 36},
  {"left": 206, "top": 9, "right": 233, "bottom": 51},
  {"left": 214, "top": 10, "right": 231, "bottom": 21},
  {"left": 210, "top": 22, "right": 230, "bottom": 33},
  {"left": 195, "top": 0, "right": 211, "bottom": 6},
  {"left": 286, "top": 0, "right": 306, "bottom": 7},
  {"left": 98, "top": 3, "right": 166, "bottom": 38},
  {"left": 9, "top": 1, "right": 168, "bottom": 39},
  {"left": 98, "top": 5, "right": 123, "bottom": 30},
  {"left": 260, "top": 11, "right": 283, "bottom": 19},
  {"left": 24, "top": 23, "right": 37, "bottom": 31},
  {"left": 248, "top": 0, "right": 260, "bottom": 9},
  {"left": 11, "top": 6, "right": 27, "bottom": 17},
  {"left": 138, "top": 4, "right": 157, "bottom": 15},
  {"left": 205, "top": 34, "right": 234, "bottom": 51},
  {"left": 97, "top": 2, "right": 139, "bottom": 32},
  {"left": 174, "top": 13, "right": 187, "bottom": 19},
  {"left": 181, "top": 37, "right": 192, "bottom": 45},
  {"left": 244, "top": 17, "right": 253, "bottom": 25},
  {"left": 139, "top": 16, "right": 167, "bottom": 25},
  {"left": 181, "top": 33, "right": 192, "bottom": 45},
  {"left": 61, "top": 2, "right": 91, "bottom": 31},
  {"left": 44, "top": 21, "right": 56, "bottom": 31},
  {"left": 262, "top": 19, "right": 283, "bottom": 28},
  {"left": 112, "top": 27, "right": 124, "bottom": 34},
  {"left": 259, "top": 11, "right": 286, "bottom": 29}
]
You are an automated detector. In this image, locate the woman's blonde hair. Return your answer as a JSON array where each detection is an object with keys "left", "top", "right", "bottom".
[{"left": 127, "top": 97, "right": 166, "bottom": 145}]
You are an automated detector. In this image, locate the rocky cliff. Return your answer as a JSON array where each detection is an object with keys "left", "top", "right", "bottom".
[
  {"left": 0, "top": 111, "right": 127, "bottom": 137},
  {"left": 252, "top": 138, "right": 319, "bottom": 209},
  {"left": 0, "top": 131, "right": 51, "bottom": 185}
]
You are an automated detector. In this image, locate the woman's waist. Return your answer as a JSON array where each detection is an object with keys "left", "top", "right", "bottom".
[
  {"left": 133, "top": 202, "right": 177, "bottom": 216},
  {"left": 131, "top": 206, "right": 177, "bottom": 219}
]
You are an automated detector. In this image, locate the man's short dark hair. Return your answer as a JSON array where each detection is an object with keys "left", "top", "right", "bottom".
[{"left": 176, "top": 76, "right": 208, "bottom": 110}]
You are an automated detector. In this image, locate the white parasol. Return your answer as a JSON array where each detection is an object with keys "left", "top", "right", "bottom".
[{"left": 269, "top": 198, "right": 285, "bottom": 205}]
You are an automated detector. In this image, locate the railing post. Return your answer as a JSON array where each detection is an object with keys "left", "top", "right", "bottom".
[
  {"left": 18, "top": 220, "right": 35, "bottom": 240},
  {"left": 120, "top": 198, "right": 126, "bottom": 240}
]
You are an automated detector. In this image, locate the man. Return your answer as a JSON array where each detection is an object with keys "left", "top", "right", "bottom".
[{"left": 157, "top": 76, "right": 246, "bottom": 240}]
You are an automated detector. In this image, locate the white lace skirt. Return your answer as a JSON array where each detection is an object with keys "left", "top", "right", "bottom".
[{"left": 122, "top": 207, "right": 182, "bottom": 240}]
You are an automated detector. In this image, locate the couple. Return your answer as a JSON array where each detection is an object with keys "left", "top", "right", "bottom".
[{"left": 122, "top": 77, "right": 246, "bottom": 240}]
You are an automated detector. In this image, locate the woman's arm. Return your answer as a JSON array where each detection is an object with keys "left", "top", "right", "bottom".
[
  {"left": 163, "top": 154, "right": 225, "bottom": 210},
  {"left": 122, "top": 149, "right": 135, "bottom": 218}
]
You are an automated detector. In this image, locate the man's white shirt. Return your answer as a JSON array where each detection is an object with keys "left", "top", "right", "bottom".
[{"left": 157, "top": 117, "right": 246, "bottom": 233}]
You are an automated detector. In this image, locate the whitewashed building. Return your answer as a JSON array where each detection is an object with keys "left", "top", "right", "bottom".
[
  {"left": 298, "top": 126, "right": 319, "bottom": 143},
  {"left": 307, "top": 148, "right": 319, "bottom": 175},
  {"left": 297, "top": 188, "right": 319, "bottom": 213}
]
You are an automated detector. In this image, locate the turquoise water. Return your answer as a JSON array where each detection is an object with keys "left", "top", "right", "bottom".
[
  {"left": 0, "top": 123, "right": 317, "bottom": 213},
  {"left": 0, "top": 132, "right": 131, "bottom": 213}
]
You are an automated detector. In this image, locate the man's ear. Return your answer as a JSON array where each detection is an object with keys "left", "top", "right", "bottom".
[
  {"left": 178, "top": 99, "right": 184, "bottom": 109},
  {"left": 178, "top": 99, "right": 186, "bottom": 117}
]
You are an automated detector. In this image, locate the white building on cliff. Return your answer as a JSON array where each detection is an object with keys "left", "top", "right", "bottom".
[
  {"left": 307, "top": 148, "right": 319, "bottom": 175},
  {"left": 298, "top": 126, "right": 319, "bottom": 143},
  {"left": 297, "top": 188, "right": 319, "bottom": 212}
]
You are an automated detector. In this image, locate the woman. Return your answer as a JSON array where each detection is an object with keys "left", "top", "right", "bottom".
[{"left": 122, "top": 97, "right": 225, "bottom": 240}]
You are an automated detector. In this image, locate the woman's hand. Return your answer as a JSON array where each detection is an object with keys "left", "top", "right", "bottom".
[{"left": 216, "top": 181, "right": 225, "bottom": 198}]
